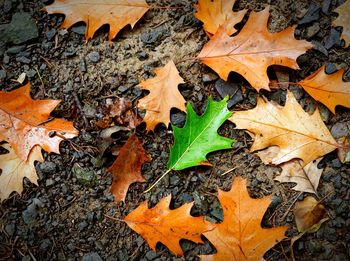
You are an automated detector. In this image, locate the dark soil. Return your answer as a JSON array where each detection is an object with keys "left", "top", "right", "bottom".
[{"left": 1, "top": 0, "right": 349, "bottom": 260}]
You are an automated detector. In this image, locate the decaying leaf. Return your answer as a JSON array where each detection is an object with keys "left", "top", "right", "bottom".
[
  {"left": 298, "top": 65, "right": 350, "bottom": 113},
  {"left": 201, "top": 177, "right": 287, "bottom": 260},
  {"left": 194, "top": 0, "right": 246, "bottom": 36},
  {"left": 0, "top": 83, "right": 78, "bottom": 161},
  {"left": 293, "top": 196, "right": 328, "bottom": 233},
  {"left": 257, "top": 147, "right": 323, "bottom": 194},
  {"left": 124, "top": 195, "right": 214, "bottom": 256},
  {"left": 0, "top": 144, "right": 43, "bottom": 201},
  {"left": 334, "top": 1, "right": 350, "bottom": 47},
  {"left": 198, "top": 8, "right": 313, "bottom": 91},
  {"left": 45, "top": 0, "right": 150, "bottom": 40},
  {"left": 230, "top": 91, "right": 337, "bottom": 166},
  {"left": 108, "top": 134, "right": 150, "bottom": 203},
  {"left": 168, "top": 96, "right": 234, "bottom": 171},
  {"left": 138, "top": 60, "right": 186, "bottom": 132},
  {"left": 337, "top": 135, "right": 350, "bottom": 163}
]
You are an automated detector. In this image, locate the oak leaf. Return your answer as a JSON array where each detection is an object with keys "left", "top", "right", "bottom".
[
  {"left": 293, "top": 196, "right": 327, "bottom": 233},
  {"left": 168, "top": 96, "right": 234, "bottom": 171},
  {"left": 201, "top": 177, "right": 287, "bottom": 260},
  {"left": 194, "top": 0, "right": 246, "bottom": 36},
  {"left": 0, "top": 83, "right": 78, "bottom": 161},
  {"left": 257, "top": 147, "right": 323, "bottom": 194},
  {"left": 44, "top": 0, "right": 149, "bottom": 40},
  {"left": 229, "top": 91, "right": 337, "bottom": 166},
  {"left": 334, "top": 0, "right": 350, "bottom": 47},
  {"left": 124, "top": 195, "right": 214, "bottom": 256},
  {"left": 0, "top": 144, "right": 43, "bottom": 201},
  {"left": 198, "top": 8, "right": 313, "bottom": 91},
  {"left": 138, "top": 60, "right": 186, "bottom": 132},
  {"left": 108, "top": 134, "right": 150, "bottom": 203},
  {"left": 298, "top": 65, "right": 350, "bottom": 113}
]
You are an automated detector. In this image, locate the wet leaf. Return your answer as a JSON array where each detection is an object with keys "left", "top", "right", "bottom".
[
  {"left": 138, "top": 60, "right": 186, "bottom": 132},
  {"left": 201, "top": 176, "right": 287, "bottom": 260},
  {"left": 44, "top": 0, "right": 149, "bottom": 40},
  {"left": 198, "top": 8, "right": 312, "bottom": 91},
  {"left": 108, "top": 134, "right": 150, "bottom": 203},
  {"left": 124, "top": 195, "right": 214, "bottom": 256}
]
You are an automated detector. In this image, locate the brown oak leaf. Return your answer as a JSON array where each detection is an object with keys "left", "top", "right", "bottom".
[
  {"left": 108, "top": 134, "right": 150, "bottom": 203},
  {"left": 334, "top": 0, "right": 350, "bottom": 47}
]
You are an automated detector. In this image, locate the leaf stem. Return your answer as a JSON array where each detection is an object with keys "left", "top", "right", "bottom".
[{"left": 144, "top": 169, "right": 172, "bottom": 193}]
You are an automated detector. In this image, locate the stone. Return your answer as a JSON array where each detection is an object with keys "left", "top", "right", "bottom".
[
  {"left": 0, "top": 70, "right": 6, "bottom": 81},
  {"left": 170, "top": 111, "right": 186, "bottom": 127},
  {"left": 72, "top": 163, "right": 95, "bottom": 185},
  {"left": 305, "top": 23, "right": 320, "bottom": 39},
  {"left": 331, "top": 122, "right": 349, "bottom": 139},
  {"left": 6, "top": 45, "right": 25, "bottom": 55},
  {"left": 0, "top": 13, "right": 38, "bottom": 44},
  {"left": 78, "top": 221, "right": 88, "bottom": 231},
  {"left": 202, "top": 73, "right": 218, "bottom": 83},
  {"left": 71, "top": 25, "right": 86, "bottom": 35},
  {"left": 87, "top": 51, "right": 100, "bottom": 63},
  {"left": 5, "top": 223, "right": 15, "bottom": 236},
  {"left": 40, "top": 161, "right": 57, "bottom": 174},
  {"left": 82, "top": 252, "right": 102, "bottom": 261},
  {"left": 299, "top": 2, "right": 321, "bottom": 25},
  {"left": 45, "top": 179, "right": 55, "bottom": 187},
  {"left": 215, "top": 79, "right": 243, "bottom": 108},
  {"left": 16, "top": 56, "right": 30, "bottom": 64},
  {"left": 46, "top": 29, "right": 56, "bottom": 41}
]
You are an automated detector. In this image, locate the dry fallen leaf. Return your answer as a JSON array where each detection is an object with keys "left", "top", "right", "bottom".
[
  {"left": 194, "top": 0, "right": 246, "bottom": 36},
  {"left": 334, "top": 0, "right": 350, "bottom": 47},
  {"left": 124, "top": 195, "right": 214, "bottom": 256},
  {"left": 257, "top": 147, "right": 323, "bottom": 194},
  {"left": 0, "top": 144, "right": 43, "bottom": 201},
  {"left": 138, "top": 60, "right": 186, "bottom": 132},
  {"left": 230, "top": 91, "right": 337, "bottom": 166},
  {"left": 0, "top": 83, "right": 78, "bottom": 161},
  {"left": 201, "top": 177, "right": 287, "bottom": 260},
  {"left": 108, "top": 134, "right": 150, "bottom": 203},
  {"left": 198, "top": 8, "right": 313, "bottom": 91},
  {"left": 44, "top": 0, "right": 150, "bottom": 40},
  {"left": 293, "top": 196, "right": 328, "bottom": 233},
  {"left": 298, "top": 65, "right": 350, "bottom": 113}
]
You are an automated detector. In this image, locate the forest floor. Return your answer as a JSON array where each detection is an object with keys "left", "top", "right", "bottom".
[{"left": 0, "top": 0, "right": 349, "bottom": 260}]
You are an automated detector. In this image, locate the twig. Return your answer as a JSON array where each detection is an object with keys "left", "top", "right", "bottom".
[{"left": 72, "top": 91, "right": 89, "bottom": 127}]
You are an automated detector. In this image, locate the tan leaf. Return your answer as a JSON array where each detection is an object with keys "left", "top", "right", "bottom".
[
  {"left": 44, "top": 0, "right": 149, "bottom": 40},
  {"left": 198, "top": 8, "right": 313, "bottom": 91},
  {"left": 298, "top": 65, "right": 350, "bottom": 113},
  {"left": 0, "top": 83, "right": 78, "bottom": 161},
  {"left": 138, "top": 60, "right": 186, "bottom": 132},
  {"left": 194, "top": 0, "right": 246, "bottom": 36},
  {"left": 108, "top": 134, "right": 150, "bottom": 203},
  {"left": 124, "top": 195, "right": 214, "bottom": 256},
  {"left": 0, "top": 144, "right": 43, "bottom": 201},
  {"left": 334, "top": 1, "right": 350, "bottom": 47},
  {"left": 293, "top": 196, "right": 328, "bottom": 233},
  {"left": 229, "top": 91, "right": 337, "bottom": 166},
  {"left": 201, "top": 177, "right": 287, "bottom": 261}
]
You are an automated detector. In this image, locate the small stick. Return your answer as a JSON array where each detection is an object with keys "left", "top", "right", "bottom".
[{"left": 72, "top": 91, "right": 89, "bottom": 127}]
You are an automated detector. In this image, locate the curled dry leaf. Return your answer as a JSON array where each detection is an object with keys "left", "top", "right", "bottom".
[
  {"left": 293, "top": 196, "right": 328, "bottom": 233},
  {"left": 194, "top": 0, "right": 246, "bottom": 36},
  {"left": 257, "top": 147, "right": 324, "bottom": 194},
  {"left": 198, "top": 8, "right": 313, "bottom": 91},
  {"left": 230, "top": 91, "right": 337, "bottom": 166},
  {"left": 0, "top": 144, "right": 43, "bottom": 201},
  {"left": 298, "top": 65, "right": 350, "bottom": 113},
  {"left": 0, "top": 83, "right": 78, "bottom": 161},
  {"left": 201, "top": 177, "right": 287, "bottom": 261},
  {"left": 108, "top": 134, "right": 150, "bottom": 203},
  {"left": 44, "top": 0, "right": 149, "bottom": 40},
  {"left": 334, "top": 0, "right": 350, "bottom": 47},
  {"left": 124, "top": 195, "right": 214, "bottom": 256},
  {"left": 138, "top": 60, "right": 186, "bottom": 132}
]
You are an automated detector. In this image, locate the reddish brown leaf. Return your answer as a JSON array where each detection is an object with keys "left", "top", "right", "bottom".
[{"left": 108, "top": 134, "right": 150, "bottom": 203}]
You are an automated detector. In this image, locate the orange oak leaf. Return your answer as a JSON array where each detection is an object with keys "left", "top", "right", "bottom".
[
  {"left": 229, "top": 91, "right": 337, "bottom": 166},
  {"left": 201, "top": 176, "right": 287, "bottom": 260},
  {"left": 298, "top": 65, "right": 350, "bottom": 113},
  {"left": 334, "top": 0, "right": 350, "bottom": 47},
  {"left": 194, "top": 0, "right": 246, "bottom": 36},
  {"left": 137, "top": 60, "right": 186, "bottom": 132},
  {"left": 108, "top": 134, "right": 150, "bottom": 203},
  {"left": 198, "top": 8, "right": 313, "bottom": 91},
  {"left": 124, "top": 195, "right": 214, "bottom": 256},
  {"left": 44, "top": 0, "right": 149, "bottom": 40},
  {"left": 0, "top": 83, "right": 78, "bottom": 161},
  {"left": 0, "top": 144, "right": 43, "bottom": 201}
]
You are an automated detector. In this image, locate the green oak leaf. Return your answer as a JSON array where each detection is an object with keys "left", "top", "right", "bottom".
[{"left": 168, "top": 96, "right": 235, "bottom": 171}]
